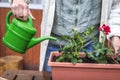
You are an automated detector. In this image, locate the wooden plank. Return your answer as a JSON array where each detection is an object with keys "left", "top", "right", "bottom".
[
  {"left": 2, "top": 70, "right": 51, "bottom": 80},
  {"left": 18, "top": 70, "right": 42, "bottom": 75},
  {"left": 15, "top": 74, "right": 33, "bottom": 80},
  {"left": 18, "top": 70, "right": 45, "bottom": 80},
  {"left": 2, "top": 70, "right": 18, "bottom": 80},
  {"left": 34, "top": 75, "right": 44, "bottom": 80},
  {"left": 42, "top": 71, "right": 52, "bottom": 80}
]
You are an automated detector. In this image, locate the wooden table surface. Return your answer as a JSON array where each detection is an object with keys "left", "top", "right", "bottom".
[{"left": 1, "top": 70, "right": 52, "bottom": 80}]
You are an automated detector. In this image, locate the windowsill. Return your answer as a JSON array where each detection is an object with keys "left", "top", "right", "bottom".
[{"left": 0, "top": 2, "right": 43, "bottom": 10}]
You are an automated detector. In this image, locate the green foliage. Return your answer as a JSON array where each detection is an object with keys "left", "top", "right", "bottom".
[
  {"left": 56, "top": 27, "right": 94, "bottom": 64},
  {"left": 87, "top": 38, "right": 114, "bottom": 64},
  {"left": 55, "top": 26, "right": 120, "bottom": 64}
]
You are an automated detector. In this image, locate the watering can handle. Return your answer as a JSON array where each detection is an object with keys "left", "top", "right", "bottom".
[{"left": 6, "top": 11, "right": 33, "bottom": 31}]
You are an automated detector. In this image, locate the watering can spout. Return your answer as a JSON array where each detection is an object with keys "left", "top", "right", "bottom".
[{"left": 27, "top": 36, "right": 57, "bottom": 49}]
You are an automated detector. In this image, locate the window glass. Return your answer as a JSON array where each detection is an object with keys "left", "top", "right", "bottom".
[
  {"left": 31, "top": 0, "right": 41, "bottom": 4},
  {"left": 0, "top": 0, "right": 42, "bottom": 4},
  {"left": 0, "top": 0, "right": 43, "bottom": 9},
  {"left": 0, "top": 0, "right": 8, "bottom": 2}
]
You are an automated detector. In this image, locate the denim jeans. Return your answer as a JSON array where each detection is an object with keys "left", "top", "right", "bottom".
[{"left": 43, "top": 42, "right": 93, "bottom": 72}]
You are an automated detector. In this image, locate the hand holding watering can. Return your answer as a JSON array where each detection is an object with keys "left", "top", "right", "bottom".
[{"left": 2, "top": 11, "right": 57, "bottom": 54}]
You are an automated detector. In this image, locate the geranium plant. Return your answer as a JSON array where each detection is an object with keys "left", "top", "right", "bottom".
[
  {"left": 87, "top": 24, "right": 120, "bottom": 64},
  {"left": 87, "top": 24, "right": 114, "bottom": 63},
  {"left": 56, "top": 27, "right": 94, "bottom": 64},
  {"left": 54, "top": 24, "right": 120, "bottom": 64},
  {"left": 48, "top": 24, "right": 120, "bottom": 80}
]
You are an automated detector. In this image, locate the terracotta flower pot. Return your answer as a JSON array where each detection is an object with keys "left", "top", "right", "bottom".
[{"left": 48, "top": 51, "right": 120, "bottom": 80}]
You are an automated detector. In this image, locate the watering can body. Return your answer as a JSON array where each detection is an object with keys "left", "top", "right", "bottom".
[{"left": 2, "top": 11, "right": 57, "bottom": 54}]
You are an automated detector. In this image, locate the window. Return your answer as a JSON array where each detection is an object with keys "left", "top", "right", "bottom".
[
  {"left": 0, "top": 0, "right": 42, "bottom": 4},
  {"left": 31, "top": 0, "right": 42, "bottom": 4},
  {"left": 0, "top": 0, "right": 8, "bottom": 2},
  {"left": 0, "top": 0, "right": 43, "bottom": 9}
]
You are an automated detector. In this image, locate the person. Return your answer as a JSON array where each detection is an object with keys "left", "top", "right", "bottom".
[
  {"left": 107, "top": 0, "right": 120, "bottom": 54},
  {"left": 8, "top": 0, "right": 120, "bottom": 72}
]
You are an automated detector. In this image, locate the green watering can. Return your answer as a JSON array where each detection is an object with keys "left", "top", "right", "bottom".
[{"left": 2, "top": 11, "right": 57, "bottom": 54}]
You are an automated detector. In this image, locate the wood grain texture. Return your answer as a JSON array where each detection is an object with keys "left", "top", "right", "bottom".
[{"left": 2, "top": 70, "right": 51, "bottom": 80}]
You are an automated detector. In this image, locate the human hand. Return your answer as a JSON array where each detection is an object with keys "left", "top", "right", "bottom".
[
  {"left": 111, "top": 36, "right": 120, "bottom": 54},
  {"left": 11, "top": 0, "right": 35, "bottom": 20}
]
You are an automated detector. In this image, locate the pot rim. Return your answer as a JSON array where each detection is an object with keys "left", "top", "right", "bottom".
[{"left": 48, "top": 51, "right": 120, "bottom": 69}]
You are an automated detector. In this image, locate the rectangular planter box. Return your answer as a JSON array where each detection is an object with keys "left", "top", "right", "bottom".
[{"left": 48, "top": 51, "right": 120, "bottom": 80}]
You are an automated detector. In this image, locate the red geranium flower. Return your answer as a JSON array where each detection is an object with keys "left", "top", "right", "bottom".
[{"left": 98, "top": 24, "right": 111, "bottom": 35}]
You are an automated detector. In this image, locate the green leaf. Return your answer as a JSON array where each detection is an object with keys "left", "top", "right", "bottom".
[
  {"left": 77, "top": 59, "right": 83, "bottom": 63},
  {"left": 97, "top": 58, "right": 108, "bottom": 64},
  {"left": 61, "top": 36, "right": 68, "bottom": 40},
  {"left": 56, "top": 56, "right": 65, "bottom": 62},
  {"left": 63, "top": 45, "right": 71, "bottom": 53},
  {"left": 87, "top": 53, "right": 96, "bottom": 60},
  {"left": 67, "top": 54, "right": 73, "bottom": 59},
  {"left": 117, "top": 56, "right": 120, "bottom": 62},
  {"left": 71, "top": 58, "right": 77, "bottom": 64}
]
